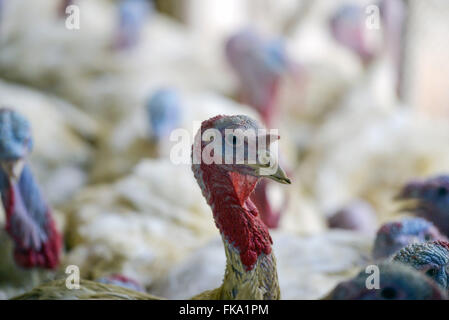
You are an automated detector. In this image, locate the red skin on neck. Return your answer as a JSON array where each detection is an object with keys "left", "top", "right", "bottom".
[
  {"left": 4, "top": 184, "right": 62, "bottom": 270},
  {"left": 199, "top": 163, "right": 272, "bottom": 271}
]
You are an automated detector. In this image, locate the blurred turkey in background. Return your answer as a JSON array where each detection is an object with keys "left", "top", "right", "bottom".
[{"left": 0, "top": 0, "right": 449, "bottom": 300}]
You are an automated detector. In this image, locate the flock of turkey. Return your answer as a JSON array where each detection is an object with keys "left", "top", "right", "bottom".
[{"left": 0, "top": 0, "right": 449, "bottom": 300}]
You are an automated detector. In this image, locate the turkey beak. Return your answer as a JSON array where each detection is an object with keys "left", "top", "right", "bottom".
[
  {"left": 1, "top": 159, "right": 25, "bottom": 181},
  {"left": 267, "top": 165, "right": 291, "bottom": 185},
  {"left": 248, "top": 161, "right": 291, "bottom": 184},
  {"left": 250, "top": 133, "right": 291, "bottom": 184}
]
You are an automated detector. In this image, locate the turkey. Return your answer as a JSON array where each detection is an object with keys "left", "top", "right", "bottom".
[
  {"left": 372, "top": 217, "right": 447, "bottom": 260},
  {"left": 0, "top": 79, "right": 95, "bottom": 205},
  {"left": 395, "top": 175, "right": 449, "bottom": 237},
  {"left": 146, "top": 88, "right": 183, "bottom": 150},
  {"left": 65, "top": 90, "right": 259, "bottom": 290},
  {"left": 393, "top": 240, "right": 449, "bottom": 294},
  {"left": 0, "top": 109, "right": 62, "bottom": 297},
  {"left": 15, "top": 114, "right": 291, "bottom": 299},
  {"left": 4, "top": 0, "right": 448, "bottom": 302},
  {"left": 329, "top": 3, "right": 380, "bottom": 66}
]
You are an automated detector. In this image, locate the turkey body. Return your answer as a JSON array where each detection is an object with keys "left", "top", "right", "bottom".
[{"left": 13, "top": 279, "right": 160, "bottom": 300}]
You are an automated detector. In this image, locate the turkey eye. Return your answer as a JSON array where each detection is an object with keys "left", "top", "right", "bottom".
[
  {"left": 437, "top": 187, "right": 448, "bottom": 197},
  {"left": 426, "top": 268, "right": 438, "bottom": 277},
  {"left": 380, "top": 287, "right": 397, "bottom": 300},
  {"left": 424, "top": 234, "right": 432, "bottom": 241}
]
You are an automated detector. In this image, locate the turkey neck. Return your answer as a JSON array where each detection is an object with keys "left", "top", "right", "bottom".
[{"left": 192, "top": 162, "right": 280, "bottom": 300}]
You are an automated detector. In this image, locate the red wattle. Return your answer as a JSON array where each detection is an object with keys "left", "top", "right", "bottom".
[
  {"left": 12, "top": 215, "right": 62, "bottom": 269},
  {"left": 201, "top": 164, "right": 272, "bottom": 271},
  {"left": 4, "top": 185, "right": 62, "bottom": 270}
]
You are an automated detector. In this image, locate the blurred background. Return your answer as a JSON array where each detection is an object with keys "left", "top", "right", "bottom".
[{"left": 1, "top": 0, "right": 449, "bottom": 299}]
